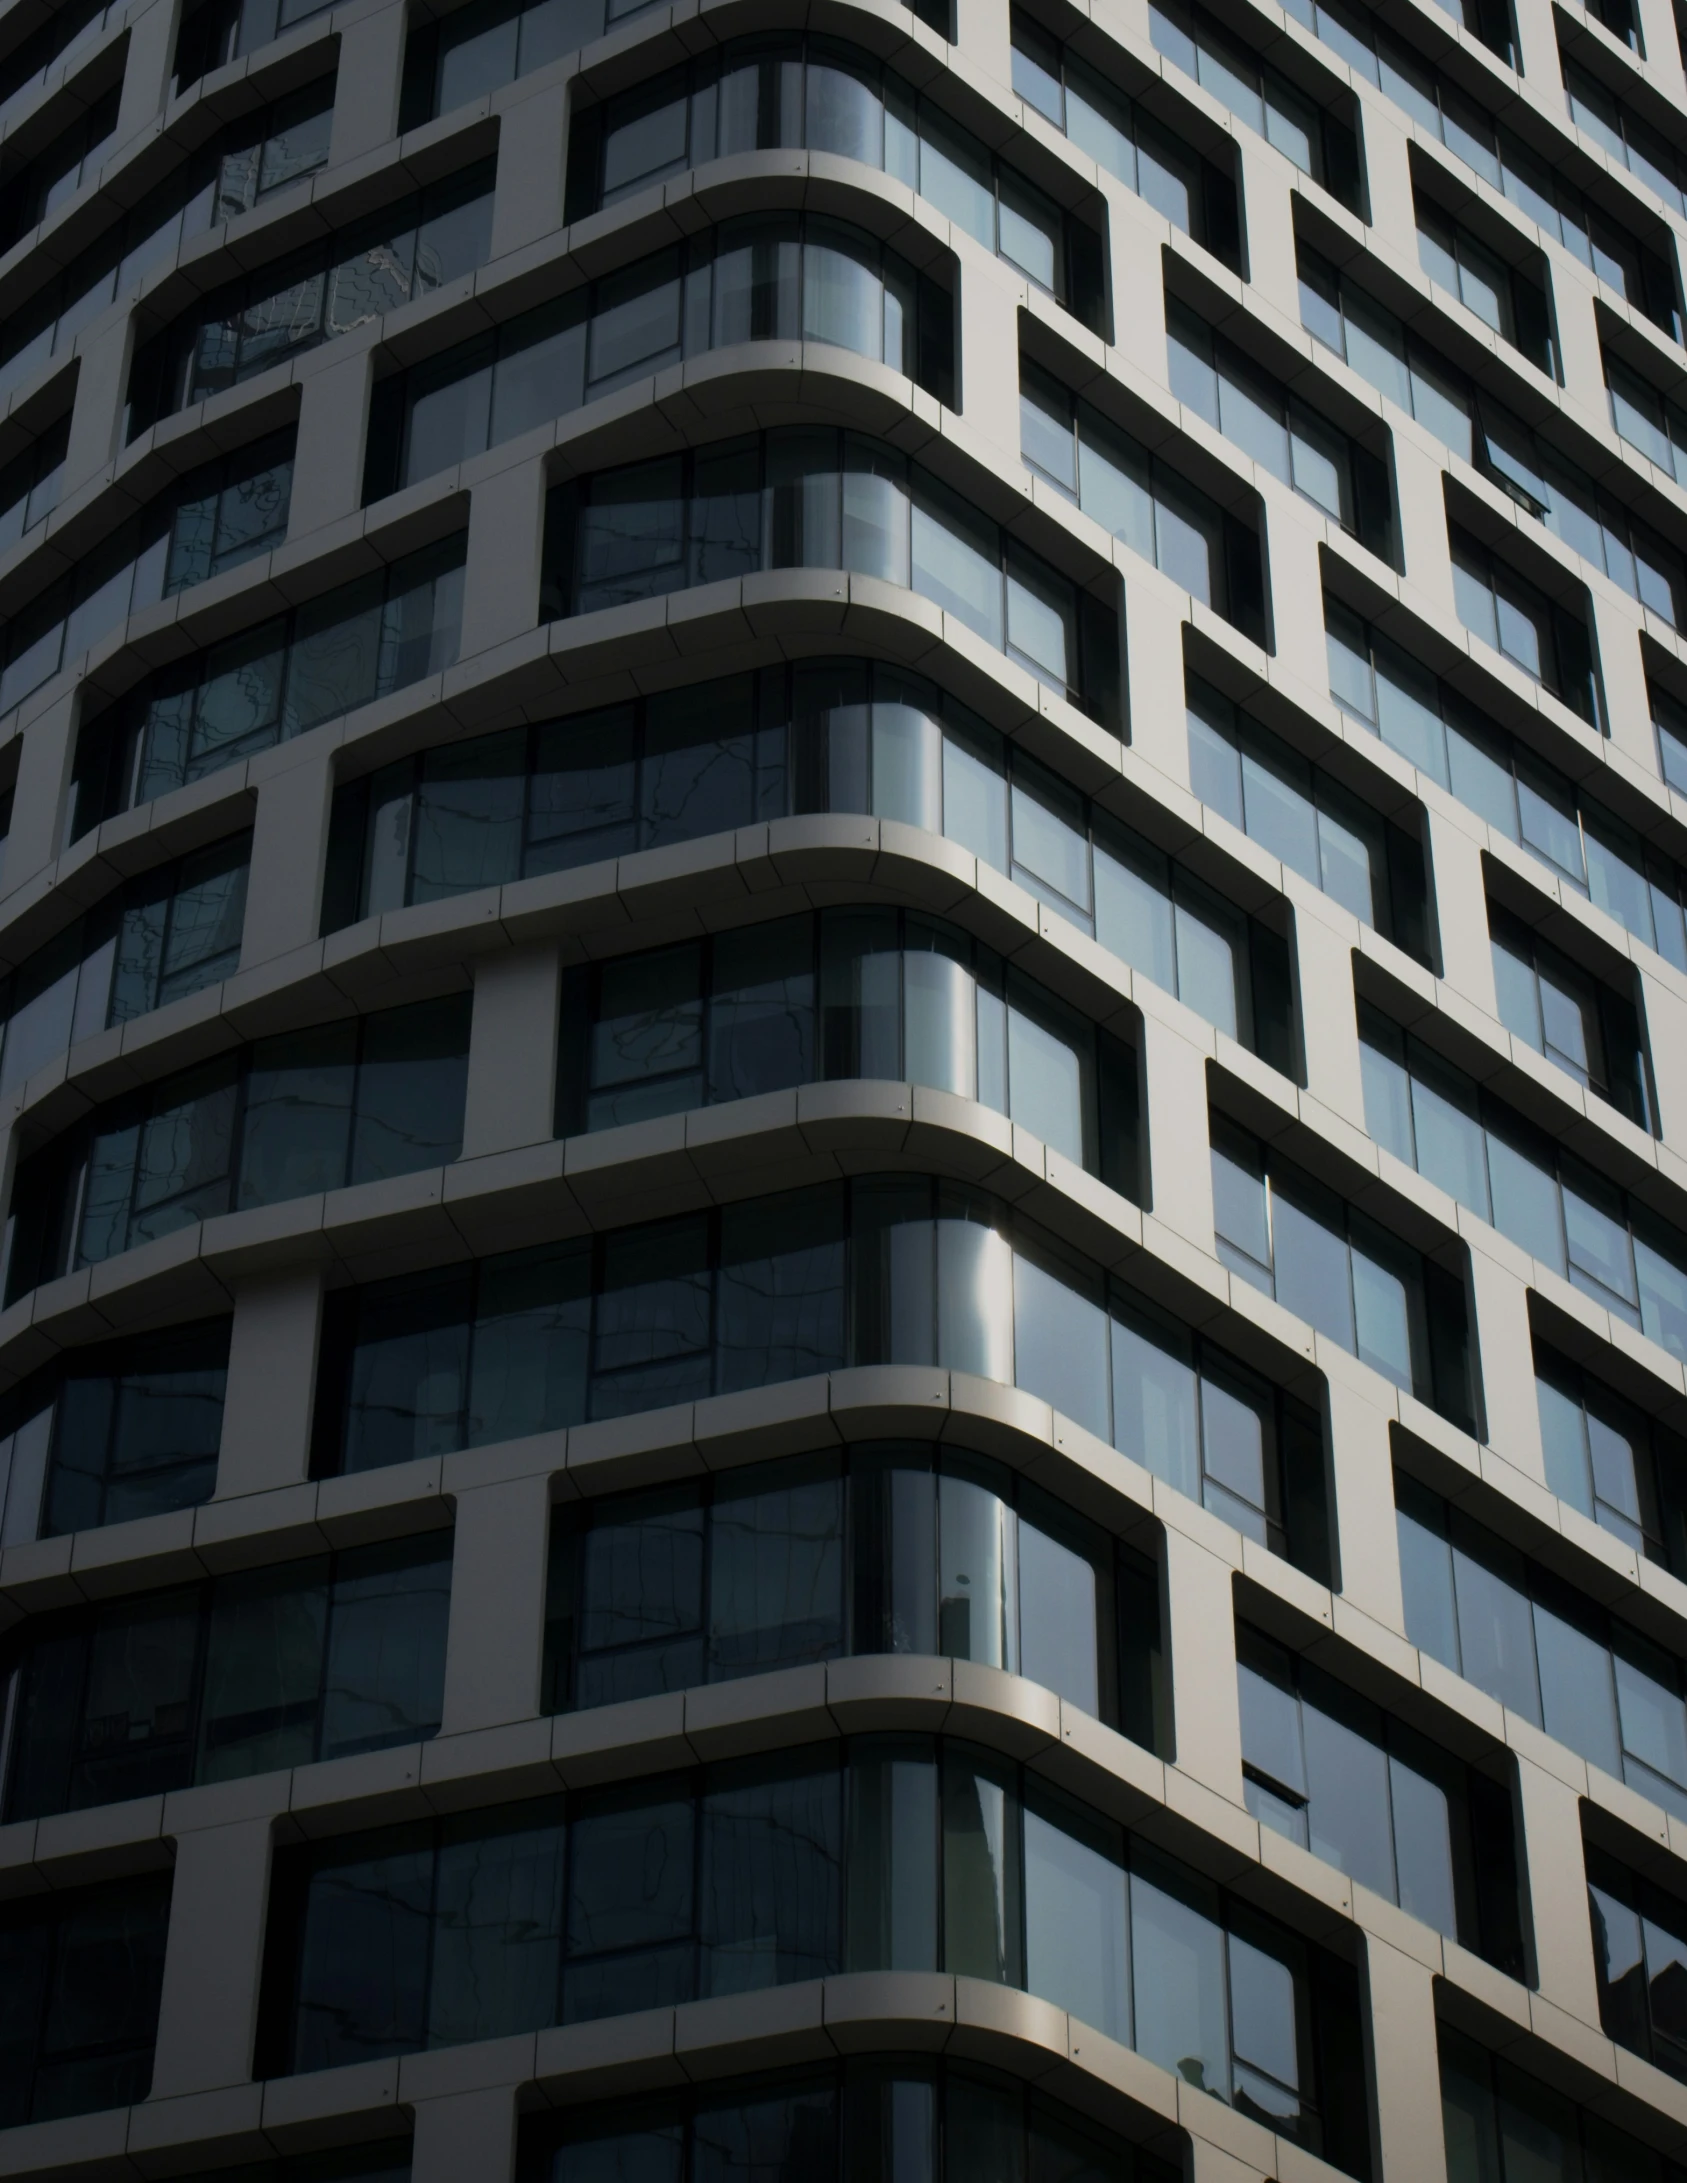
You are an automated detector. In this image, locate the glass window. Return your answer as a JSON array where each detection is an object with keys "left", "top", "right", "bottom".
[{"left": 0, "top": 1875, "right": 171, "bottom": 2127}]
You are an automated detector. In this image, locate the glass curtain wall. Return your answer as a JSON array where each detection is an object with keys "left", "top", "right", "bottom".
[
  {"left": 1186, "top": 674, "right": 1431, "bottom": 954},
  {"left": 1488, "top": 900, "right": 1652, "bottom": 1128},
  {"left": 322, "top": 662, "right": 1298, "bottom": 1077},
  {"left": 517, "top": 2063, "right": 1181, "bottom": 2183},
  {"left": 1009, "top": 12, "right": 1242, "bottom": 271},
  {"left": 0, "top": 1876, "right": 171, "bottom": 2127},
  {"left": 0, "top": 834, "right": 249, "bottom": 1100},
  {"left": 5, "top": 995, "right": 472, "bottom": 1303},
  {"left": 1398, "top": 1473, "right": 1687, "bottom": 1818},
  {"left": 1589, "top": 1846, "right": 1687, "bottom": 2084},
  {"left": 0, "top": 1535, "right": 452, "bottom": 1819},
  {"left": 565, "top": 38, "right": 1106, "bottom": 331},
  {"left": 1019, "top": 360, "right": 1268, "bottom": 641},
  {"left": 556, "top": 906, "right": 1141, "bottom": 1192},
  {"left": 1414, "top": 196, "right": 1558, "bottom": 378},
  {"left": 0, "top": 432, "right": 294, "bottom": 719},
  {"left": 125, "top": 162, "right": 495, "bottom": 435},
  {"left": 0, "top": 82, "right": 334, "bottom": 404},
  {"left": 0, "top": 414, "right": 68, "bottom": 553},
  {"left": 1238, "top": 1623, "right": 1523, "bottom": 1972},
  {"left": 255, "top": 1739, "right": 1371, "bottom": 2177},
  {"left": 539, "top": 431, "right": 1122, "bottom": 725},
  {"left": 1441, "top": 2021, "right": 1687, "bottom": 2183},
  {"left": 365, "top": 216, "right": 955, "bottom": 501},
  {"left": 541, "top": 1444, "right": 1162, "bottom": 1741},
  {"left": 0, "top": 1322, "right": 229, "bottom": 1546},
  {"left": 1327, "top": 595, "right": 1687, "bottom": 972},
  {"left": 1166, "top": 300, "right": 1396, "bottom": 563},
  {"left": 1449, "top": 525, "right": 1604, "bottom": 729},
  {"left": 1359, "top": 1003, "right": 1687, "bottom": 1360},
  {"left": 68, "top": 534, "right": 466, "bottom": 837},
  {"left": 1302, "top": 247, "right": 1687, "bottom": 629},
  {"left": 1211, "top": 1117, "right": 1477, "bottom": 1426},
  {"left": 1536, "top": 1345, "right": 1687, "bottom": 1574},
  {"left": 311, "top": 1172, "right": 1336, "bottom": 1580}
]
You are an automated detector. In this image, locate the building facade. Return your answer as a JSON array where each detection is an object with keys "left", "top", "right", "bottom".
[{"left": 1, "top": 0, "right": 1687, "bottom": 2173}]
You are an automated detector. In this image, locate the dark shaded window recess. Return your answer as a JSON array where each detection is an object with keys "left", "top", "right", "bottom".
[
  {"left": 68, "top": 531, "right": 466, "bottom": 839},
  {"left": 516, "top": 2063, "right": 1180, "bottom": 2183},
  {"left": 0, "top": 72, "right": 117, "bottom": 251},
  {"left": 5, "top": 993, "right": 471, "bottom": 1305},
  {"left": 125, "top": 157, "right": 495, "bottom": 437},
  {"left": 321, "top": 660, "right": 1297, "bottom": 1080},
  {"left": 1488, "top": 890, "right": 1654, "bottom": 1130},
  {"left": 1650, "top": 674, "right": 1687, "bottom": 795},
  {"left": 539, "top": 434, "right": 1121, "bottom": 729},
  {"left": 1440, "top": 2018, "right": 1687, "bottom": 2182},
  {"left": 0, "top": 831, "right": 251, "bottom": 1101},
  {"left": 1188, "top": 670, "right": 1433, "bottom": 962},
  {"left": 1583, "top": 0, "right": 1644, "bottom": 52},
  {"left": 1589, "top": 1838, "right": 1687, "bottom": 2083},
  {"left": 364, "top": 216, "right": 955, "bottom": 503},
  {"left": 1020, "top": 348, "right": 1267, "bottom": 644},
  {"left": 0, "top": 77, "right": 335, "bottom": 408},
  {"left": 310, "top": 1171, "right": 1335, "bottom": 1585},
  {"left": 255, "top": 1741, "right": 1371, "bottom": 2177},
  {"left": 1010, "top": 6, "right": 1241, "bottom": 274},
  {"left": 1448, "top": 511, "right": 1605, "bottom": 732},
  {"left": 0, "top": 428, "right": 294, "bottom": 722},
  {"left": 0, "top": 1872, "right": 170, "bottom": 2128},
  {"left": 1300, "top": 242, "right": 1687, "bottom": 620},
  {"left": 1326, "top": 589, "right": 1687, "bottom": 973},
  {"left": 1535, "top": 1337, "right": 1687, "bottom": 1577},
  {"left": 1212, "top": 1109, "right": 1479, "bottom": 1433},
  {"left": 559, "top": 907, "right": 1142, "bottom": 1193},
  {"left": 1239, "top": 1619, "right": 1524, "bottom": 1975},
  {"left": 0, "top": 0, "right": 122, "bottom": 125},
  {"left": 1148, "top": 0, "right": 1362, "bottom": 211},
  {"left": 1563, "top": 44, "right": 1687, "bottom": 223},
  {"left": 0, "top": 1532, "right": 452, "bottom": 1821},
  {"left": 1286, "top": 0, "right": 1515, "bottom": 69},
  {"left": 174, "top": 0, "right": 334, "bottom": 89},
  {"left": 1359, "top": 999, "right": 1687, "bottom": 1362},
  {"left": 1605, "top": 339, "right": 1687, "bottom": 485},
  {"left": 1399, "top": 1466, "right": 1687, "bottom": 1822},
  {"left": 0, "top": 1319, "right": 228, "bottom": 1547},
  {"left": 542, "top": 1443, "right": 1165, "bottom": 1745},
  {"left": 1167, "top": 290, "right": 1395, "bottom": 566},
  {"left": 0, "top": 409, "right": 68, "bottom": 552},
  {"left": 1413, "top": 175, "right": 1558, "bottom": 381},
  {"left": 565, "top": 38, "right": 1105, "bottom": 334}
]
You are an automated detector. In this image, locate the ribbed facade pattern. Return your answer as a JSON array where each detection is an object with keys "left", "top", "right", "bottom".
[{"left": 1, "top": 0, "right": 1687, "bottom": 2174}]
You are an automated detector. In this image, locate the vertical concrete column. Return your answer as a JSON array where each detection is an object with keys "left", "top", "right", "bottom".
[
  {"left": 1325, "top": 1379, "right": 1405, "bottom": 1634},
  {"left": 1516, "top": 1759, "right": 1600, "bottom": 2022},
  {"left": 62, "top": 310, "right": 133, "bottom": 502},
  {"left": 1108, "top": 185, "right": 1170, "bottom": 402},
  {"left": 240, "top": 737, "right": 337, "bottom": 972},
  {"left": 1353, "top": 102, "right": 1417, "bottom": 275},
  {"left": 957, "top": 258, "right": 1026, "bottom": 470},
  {"left": 411, "top": 2085, "right": 521, "bottom": 2183},
  {"left": 461, "top": 945, "right": 563, "bottom": 1159},
  {"left": 1258, "top": 502, "right": 1328, "bottom": 714},
  {"left": 214, "top": 1266, "right": 327, "bottom": 1500},
  {"left": 1548, "top": 260, "right": 1608, "bottom": 435},
  {"left": 1423, "top": 806, "right": 1497, "bottom": 1019},
  {"left": 1392, "top": 436, "right": 1460, "bottom": 634},
  {"left": 1637, "top": 0, "right": 1687, "bottom": 99},
  {"left": 1466, "top": 1241, "right": 1545, "bottom": 1486},
  {"left": 1231, "top": 143, "right": 1298, "bottom": 325},
  {"left": 290, "top": 345, "right": 376, "bottom": 541},
  {"left": 1122, "top": 563, "right": 1188, "bottom": 790},
  {"left": 115, "top": 0, "right": 183, "bottom": 143},
  {"left": 458, "top": 456, "right": 550, "bottom": 662},
  {"left": 1510, "top": 0, "right": 1566, "bottom": 102},
  {"left": 1641, "top": 969, "right": 1687, "bottom": 1149},
  {"left": 1294, "top": 913, "right": 1365, "bottom": 1134},
  {"left": 5, "top": 687, "right": 79, "bottom": 894},
  {"left": 1590, "top": 591, "right": 1654, "bottom": 781},
  {"left": 439, "top": 1473, "right": 554, "bottom": 1731},
  {"left": 1139, "top": 1009, "right": 1214, "bottom": 1250},
  {"left": 1161, "top": 1524, "right": 1243, "bottom": 1799},
  {"left": 489, "top": 77, "right": 569, "bottom": 260},
  {"left": 954, "top": 0, "right": 1010, "bottom": 86},
  {"left": 148, "top": 1818, "right": 274, "bottom": 2098},
  {"left": 328, "top": 0, "right": 408, "bottom": 166},
  {"left": 1363, "top": 1936, "right": 1449, "bottom": 2183}
]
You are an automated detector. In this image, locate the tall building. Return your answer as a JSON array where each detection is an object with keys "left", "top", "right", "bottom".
[{"left": 3, "top": 0, "right": 1687, "bottom": 2172}]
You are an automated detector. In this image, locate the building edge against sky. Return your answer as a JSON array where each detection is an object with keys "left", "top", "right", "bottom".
[{"left": 6, "top": 0, "right": 1687, "bottom": 2173}]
